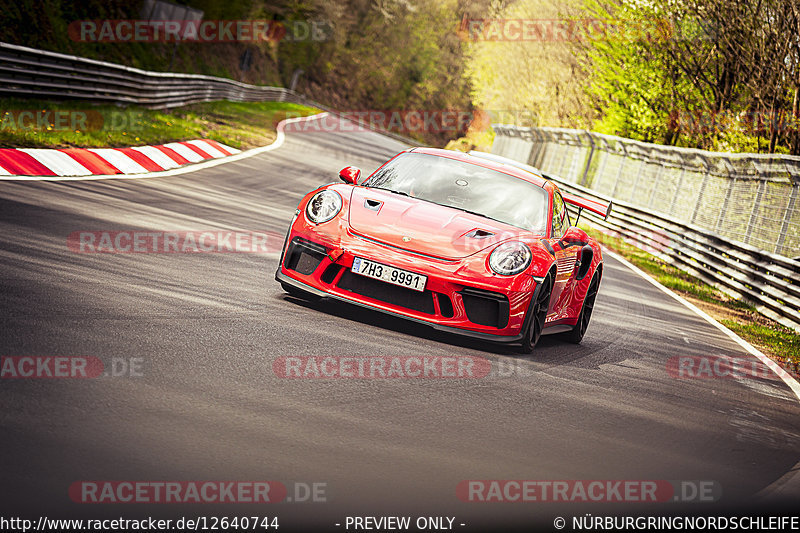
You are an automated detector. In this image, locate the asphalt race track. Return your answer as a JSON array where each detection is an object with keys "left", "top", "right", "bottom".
[{"left": 1, "top": 115, "right": 799, "bottom": 531}]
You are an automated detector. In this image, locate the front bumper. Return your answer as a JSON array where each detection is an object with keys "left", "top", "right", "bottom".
[
  {"left": 275, "top": 227, "right": 539, "bottom": 343},
  {"left": 276, "top": 270, "right": 528, "bottom": 343}
]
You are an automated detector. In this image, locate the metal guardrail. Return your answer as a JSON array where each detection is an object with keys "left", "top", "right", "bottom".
[
  {"left": 492, "top": 125, "right": 800, "bottom": 333},
  {"left": 0, "top": 41, "right": 423, "bottom": 147},
  {"left": 0, "top": 41, "right": 301, "bottom": 108},
  {"left": 493, "top": 125, "right": 800, "bottom": 258}
]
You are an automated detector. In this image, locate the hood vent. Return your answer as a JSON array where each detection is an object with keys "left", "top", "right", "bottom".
[
  {"left": 466, "top": 229, "right": 494, "bottom": 239},
  {"left": 364, "top": 199, "right": 383, "bottom": 211}
]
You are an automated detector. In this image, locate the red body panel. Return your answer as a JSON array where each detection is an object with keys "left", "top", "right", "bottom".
[
  {"left": 276, "top": 149, "right": 604, "bottom": 343},
  {"left": 349, "top": 187, "right": 528, "bottom": 260}
]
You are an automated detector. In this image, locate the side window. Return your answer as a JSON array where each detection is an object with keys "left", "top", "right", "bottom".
[{"left": 551, "top": 192, "right": 570, "bottom": 239}]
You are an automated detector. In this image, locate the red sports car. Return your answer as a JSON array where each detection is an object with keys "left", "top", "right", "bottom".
[{"left": 275, "top": 148, "right": 611, "bottom": 353}]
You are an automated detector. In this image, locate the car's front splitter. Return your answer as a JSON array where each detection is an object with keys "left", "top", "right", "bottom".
[{"left": 276, "top": 269, "right": 527, "bottom": 344}]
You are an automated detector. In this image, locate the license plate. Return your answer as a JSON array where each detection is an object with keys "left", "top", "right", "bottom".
[{"left": 351, "top": 257, "right": 427, "bottom": 292}]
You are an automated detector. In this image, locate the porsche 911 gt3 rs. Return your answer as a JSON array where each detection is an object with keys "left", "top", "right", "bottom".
[{"left": 275, "top": 148, "right": 611, "bottom": 353}]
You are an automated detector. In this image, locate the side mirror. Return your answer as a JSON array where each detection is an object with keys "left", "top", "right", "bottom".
[
  {"left": 559, "top": 227, "right": 589, "bottom": 248},
  {"left": 339, "top": 166, "right": 361, "bottom": 184}
]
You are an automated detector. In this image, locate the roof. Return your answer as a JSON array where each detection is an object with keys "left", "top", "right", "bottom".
[{"left": 409, "top": 147, "right": 552, "bottom": 190}]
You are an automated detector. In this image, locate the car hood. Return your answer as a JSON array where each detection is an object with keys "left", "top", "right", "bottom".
[{"left": 347, "top": 187, "right": 527, "bottom": 260}]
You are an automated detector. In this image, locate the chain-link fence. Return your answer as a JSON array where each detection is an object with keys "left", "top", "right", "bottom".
[{"left": 492, "top": 126, "right": 800, "bottom": 259}]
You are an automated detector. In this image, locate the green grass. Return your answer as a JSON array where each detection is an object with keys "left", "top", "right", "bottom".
[
  {"left": 721, "top": 320, "right": 800, "bottom": 376},
  {"left": 584, "top": 225, "right": 800, "bottom": 374},
  {"left": 0, "top": 99, "right": 320, "bottom": 150}
]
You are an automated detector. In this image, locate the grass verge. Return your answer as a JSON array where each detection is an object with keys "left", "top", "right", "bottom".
[
  {"left": 0, "top": 99, "right": 320, "bottom": 151},
  {"left": 583, "top": 225, "right": 800, "bottom": 379}
]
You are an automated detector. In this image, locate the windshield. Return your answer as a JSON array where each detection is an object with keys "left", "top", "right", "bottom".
[{"left": 363, "top": 152, "right": 549, "bottom": 234}]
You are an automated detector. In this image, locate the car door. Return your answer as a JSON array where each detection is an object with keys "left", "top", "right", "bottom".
[{"left": 547, "top": 190, "right": 579, "bottom": 320}]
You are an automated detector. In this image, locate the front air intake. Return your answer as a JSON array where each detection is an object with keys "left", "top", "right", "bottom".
[
  {"left": 459, "top": 287, "right": 510, "bottom": 328},
  {"left": 284, "top": 238, "right": 327, "bottom": 275}
]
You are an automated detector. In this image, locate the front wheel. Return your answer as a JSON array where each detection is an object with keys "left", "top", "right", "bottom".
[
  {"left": 519, "top": 274, "right": 553, "bottom": 354},
  {"left": 561, "top": 269, "right": 600, "bottom": 344}
]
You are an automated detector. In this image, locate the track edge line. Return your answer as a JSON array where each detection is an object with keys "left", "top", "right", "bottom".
[{"left": 603, "top": 248, "right": 800, "bottom": 403}]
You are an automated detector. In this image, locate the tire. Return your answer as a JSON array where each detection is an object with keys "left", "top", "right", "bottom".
[
  {"left": 519, "top": 274, "right": 553, "bottom": 354},
  {"left": 562, "top": 270, "right": 600, "bottom": 344}
]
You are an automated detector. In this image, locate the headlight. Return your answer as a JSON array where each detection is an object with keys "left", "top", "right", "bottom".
[
  {"left": 489, "top": 241, "right": 532, "bottom": 276},
  {"left": 306, "top": 190, "right": 342, "bottom": 224}
]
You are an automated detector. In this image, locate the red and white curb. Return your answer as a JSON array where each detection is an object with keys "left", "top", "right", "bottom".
[
  {"left": 0, "top": 112, "right": 327, "bottom": 181},
  {"left": 0, "top": 140, "right": 240, "bottom": 177}
]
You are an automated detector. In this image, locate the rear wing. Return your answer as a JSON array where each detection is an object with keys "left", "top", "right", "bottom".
[
  {"left": 562, "top": 192, "right": 613, "bottom": 221},
  {"left": 466, "top": 151, "right": 613, "bottom": 220}
]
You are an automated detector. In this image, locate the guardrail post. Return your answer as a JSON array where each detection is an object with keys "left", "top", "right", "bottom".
[
  {"left": 744, "top": 179, "right": 767, "bottom": 245},
  {"left": 528, "top": 129, "right": 542, "bottom": 167},
  {"left": 714, "top": 175, "right": 735, "bottom": 233},
  {"left": 611, "top": 144, "right": 629, "bottom": 198},
  {"left": 647, "top": 163, "right": 665, "bottom": 210},
  {"left": 591, "top": 136, "right": 611, "bottom": 191},
  {"left": 289, "top": 69, "right": 304, "bottom": 91},
  {"left": 540, "top": 131, "right": 553, "bottom": 169},
  {"left": 691, "top": 158, "right": 711, "bottom": 224},
  {"left": 559, "top": 134, "right": 570, "bottom": 177},
  {"left": 776, "top": 181, "right": 798, "bottom": 256},
  {"left": 528, "top": 129, "right": 539, "bottom": 166},
  {"left": 668, "top": 168, "right": 686, "bottom": 215},
  {"left": 580, "top": 131, "right": 595, "bottom": 186},
  {"left": 568, "top": 136, "right": 583, "bottom": 182},
  {"left": 521, "top": 128, "right": 535, "bottom": 164},
  {"left": 629, "top": 159, "right": 646, "bottom": 203}
]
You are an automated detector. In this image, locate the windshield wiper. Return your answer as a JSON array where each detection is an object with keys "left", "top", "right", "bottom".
[{"left": 450, "top": 206, "right": 491, "bottom": 219}]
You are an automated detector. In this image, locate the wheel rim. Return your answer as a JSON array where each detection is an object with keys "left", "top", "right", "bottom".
[
  {"left": 579, "top": 274, "right": 599, "bottom": 336},
  {"left": 530, "top": 277, "right": 551, "bottom": 346}
]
